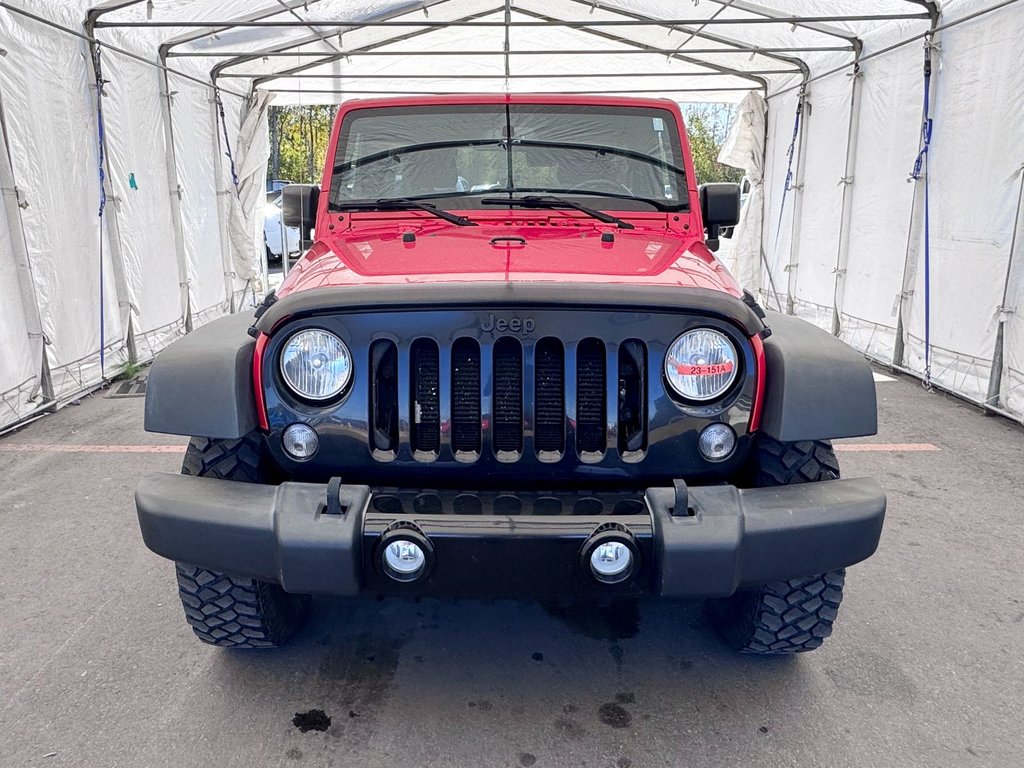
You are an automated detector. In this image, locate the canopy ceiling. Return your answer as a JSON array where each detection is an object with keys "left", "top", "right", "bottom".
[{"left": 81, "top": 0, "right": 940, "bottom": 104}]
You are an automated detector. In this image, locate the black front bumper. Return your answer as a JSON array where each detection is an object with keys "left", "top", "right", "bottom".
[{"left": 135, "top": 475, "right": 885, "bottom": 599}]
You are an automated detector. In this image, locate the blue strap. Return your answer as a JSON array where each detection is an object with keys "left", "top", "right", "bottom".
[
  {"left": 775, "top": 89, "right": 804, "bottom": 240},
  {"left": 216, "top": 92, "right": 241, "bottom": 194},
  {"left": 910, "top": 45, "right": 934, "bottom": 387},
  {"left": 93, "top": 51, "right": 107, "bottom": 375},
  {"left": 766, "top": 88, "right": 805, "bottom": 313}
]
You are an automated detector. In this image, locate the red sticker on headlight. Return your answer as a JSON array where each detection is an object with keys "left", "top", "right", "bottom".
[{"left": 674, "top": 361, "right": 735, "bottom": 376}]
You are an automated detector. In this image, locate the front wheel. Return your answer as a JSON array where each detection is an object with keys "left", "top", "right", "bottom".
[
  {"left": 174, "top": 435, "right": 308, "bottom": 648},
  {"left": 708, "top": 437, "right": 847, "bottom": 655}
]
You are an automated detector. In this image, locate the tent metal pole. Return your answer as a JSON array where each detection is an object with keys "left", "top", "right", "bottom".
[
  {"left": 271, "top": 0, "right": 344, "bottom": 55},
  {"left": 84, "top": 12, "right": 137, "bottom": 368},
  {"left": 0, "top": 2, "right": 247, "bottom": 98},
  {"left": 98, "top": 14, "right": 929, "bottom": 28},
  {"left": 904, "top": 1, "right": 940, "bottom": 25},
  {"left": 227, "top": 0, "right": 787, "bottom": 89},
  {"left": 830, "top": 56, "right": 865, "bottom": 337},
  {"left": 875, "top": 357, "right": 1022, "bottom": 424},
  {"left": 157, "top": 52, "right": 194, "bottom": 334},
  {"left": 0, "top": 87, "right": 53, "bottom": 407},
  {"left": 757, "top": 95, "right": 780, "bottom": 311},
  {"left": 261, "top": 87, "right": 759, "bottom": 95},
  {"left": 769, "top": 0, "right": 1021, "bottom": 100},
  {"left": 503, "top": 0, "right": 511, "bottom": 81},
  {"left": 253, "top": 85, "right": 272, "bottom": 294},
  {"left": 984, "top": 165, "right": 1024, "bottom": 411},
  {"left": 156, "top": 0, "right": 334, "bottom": 55},
  {"left": 510, "top": 8, "right": 770, "bottom": 90},
  {"left": 210, "top": 89, "right": 238, "bottom": 314},
  {"left": 86, "top": 0, "right": 148, "bottom": 24},
  {"left": 209, "top": 0, "right": 464, "bottom": 83},
  {"left": 234, "top": 72, "right": 807, "bottom": 79},
  {"left": 555, "top": 0, "right": 845, "bottom": 68},
  {"left": 701, "top": 0, "right": 866, "bottom": 45},
  {"left": 175, "top": 49, "right": 809, "bottom": 63},
  {"left": 893, "top": 24, "right": 942, "bottom": 371},
  {"left": 783, "top": 84, "right": 809, "bottom": 315}
]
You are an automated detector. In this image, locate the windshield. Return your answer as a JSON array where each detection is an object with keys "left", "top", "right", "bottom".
[{"left": 328, "top": 104, "right": 689, "bottom": 212}]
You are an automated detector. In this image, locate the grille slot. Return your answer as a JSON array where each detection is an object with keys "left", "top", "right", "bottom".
[
  {"left": 492, "top": 337, "right": 523, "bottom": 454},
  {"left": 366, "top": 331, "right": 648, "bottom": 465},
  {"left": 369, "top": 340, "right": 399, "bottom": 453},
  {"left": 410, "top": 339, "right": 440, "bottom": 454},
  {"left": 451, "top": 338, "right": 481, "bottom": 455},
  {"left": 576, "top": 338, "right": 606, "bottom": 454},
  {"left": 618, "top": 339, "right": 647, "bottom": 454},
  {"left": 534, "top": 338, "right": 565, "bottom": 454}
]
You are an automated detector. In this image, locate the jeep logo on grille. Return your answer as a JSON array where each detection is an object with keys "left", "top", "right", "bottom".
[{"left": 480, "top": 314, "right": 535, "bottom": 334}]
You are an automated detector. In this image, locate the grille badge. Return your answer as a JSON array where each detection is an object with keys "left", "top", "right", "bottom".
[{"left": 480, "top": 314, "right": 536, "bottom": 334}]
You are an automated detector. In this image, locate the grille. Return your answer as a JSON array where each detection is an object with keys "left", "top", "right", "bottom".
[
  {"left": 618, "top": 340, "right": 647, "bottom": 454},
  {"left": 576, "top": 338, "right": 606, "bottom": 454},
  {"left": 411, "top": 339, "right": 440, "bottom": 453},
  {"left": 451, "top": 338, "right": 481, "bottom": 454},
  {"left": 534, "top": 338, "right": 565, "bottom": 453},
  {"left": 369, "top": 336, "right": 647, "bottom": 463},
  {"left": 369, "top": 340, "right": 399, "bottom": 452},
  {"left": 493, "top": 338, "right": 523, "bottom": 454}
]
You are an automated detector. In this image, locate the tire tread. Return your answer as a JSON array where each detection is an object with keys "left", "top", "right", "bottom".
[
  {"left": 710, "top": 436, "right": 846, "bottom": 655},
  {"left": 174, "top": 435, "right": 306, "bottom": 649}
]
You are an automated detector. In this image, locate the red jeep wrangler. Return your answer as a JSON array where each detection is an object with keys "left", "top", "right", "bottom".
[{"left": 136, "top": 95, "right": 884, "bottom": 654}]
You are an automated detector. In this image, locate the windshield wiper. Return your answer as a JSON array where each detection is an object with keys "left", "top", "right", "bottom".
[
  {"left": 480, "top": 195, "right": 634, "bottom": 229},
  {"left": 511, "top": 139, "right": 687, "bottom": 178},
  {"left": 331, "top": 198, "right": 477, "bottom": 227},
  {"left": 334, "top": 139, "right": 504, "bottom": 173}
]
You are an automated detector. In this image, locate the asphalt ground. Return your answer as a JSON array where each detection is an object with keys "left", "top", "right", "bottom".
[{"left": 1, "top": 369, "right": 1021, "bottom": 768}]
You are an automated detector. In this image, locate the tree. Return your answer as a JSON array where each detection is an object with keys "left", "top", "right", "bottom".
[
  {"left": 266, "top": 102, "right": 744, "bottom": 188},
  {"left": 266, "top": 105, "right": 336, "bottom": 184},
  {"left": 680, "top": 103, "right": 745, "bottom": 185}
]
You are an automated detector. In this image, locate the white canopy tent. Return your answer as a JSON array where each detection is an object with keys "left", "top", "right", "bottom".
[{"left": 0, "top": 0, "right": 1022, "bottom": 432}]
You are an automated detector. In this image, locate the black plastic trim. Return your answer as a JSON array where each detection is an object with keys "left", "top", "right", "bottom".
[
  {"left": 144, "top": 312, "right": 257, "bottom": 439},
  {"left": 135, "top": 472, "right": 367, "bottom": 596},
  {"left": 759, "top": 312, "right": 878, "bottom": 441},
  {"left": 135, "top": 472, "right": 884, "bottom": 600},
  {"left": 254, "top": 283, "right": 767, "bottom": 337},
  {"left": 648, "top": 477, "right": 885, "bottom": 597}
]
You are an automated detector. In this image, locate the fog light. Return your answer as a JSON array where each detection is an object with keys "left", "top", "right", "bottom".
[
  {"left": 282, "top": 423, "right": 319, "bottom": 460},
  {"left": 698, "top": 423, "right": 736, "bottom": 461},
  {"left": 382, "top": 539, "right": 426, "bottom": 581},
  {"left": 590, "top": 541, "right": 633, "bottom": 582}
]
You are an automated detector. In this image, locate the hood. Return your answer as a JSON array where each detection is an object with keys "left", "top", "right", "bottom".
[{"left": 277, "top": 214, "right": 742, "bottom": 298}]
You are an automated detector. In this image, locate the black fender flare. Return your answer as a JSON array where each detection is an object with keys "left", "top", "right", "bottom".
[
  {"left": 144, "top": 312, "right": 257, "bottom": 439},
  {"left": 759, "top": 312, "right": 877, "bottom": 442}
]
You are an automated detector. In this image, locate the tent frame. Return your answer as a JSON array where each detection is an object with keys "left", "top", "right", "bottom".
[{"left": 6, "top": 0, "right": 1024, "bottom": 429}]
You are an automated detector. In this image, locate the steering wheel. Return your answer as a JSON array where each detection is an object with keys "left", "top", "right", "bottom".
[{"left": 566, "top": 179, "right": 634, "bottom": 196}]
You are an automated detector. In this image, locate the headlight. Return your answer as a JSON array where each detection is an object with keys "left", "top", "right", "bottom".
[
  {"left": 664, "top": 328, "right": 738, "bottom": 401},
  {"left": 279, "top": 329, "right": 352, "bottom": 401}
]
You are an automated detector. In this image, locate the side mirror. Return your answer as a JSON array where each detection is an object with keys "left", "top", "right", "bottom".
[
  {"left": 698, "top": 183, "right": 741, "bottom": 252},
  {"left": 281, "top": 184, "right": 320, "bottom": 246}
]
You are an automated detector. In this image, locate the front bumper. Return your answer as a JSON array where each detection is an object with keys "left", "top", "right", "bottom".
[{"left": 135, "top": 475, "right": 885, "bottom": 599}]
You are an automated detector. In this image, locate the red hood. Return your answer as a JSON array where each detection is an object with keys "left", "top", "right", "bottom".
[{"left": 277, "top": 213, "right": 741, "bottom": 298}]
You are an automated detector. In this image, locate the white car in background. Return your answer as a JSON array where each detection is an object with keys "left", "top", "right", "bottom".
[{"left": 264, "top": 190, "right": 301, "bottom": 263}]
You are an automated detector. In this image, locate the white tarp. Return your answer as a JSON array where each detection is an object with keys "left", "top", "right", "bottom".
[
  {"left": 717, "top": 91, "right": 767, "bottom": 293},
  {"left": 0, "top": 0, "right": 1022, "bottom": 428},
  {"left": 0, "top": 2, "right": 127, "bottom": 407},
  {"left": 0, "top": 131, "right": 42, "bottom": 425}
]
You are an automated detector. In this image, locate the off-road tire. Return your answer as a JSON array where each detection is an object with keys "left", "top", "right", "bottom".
[
  {"left": 180, "top": 435, "right": 265, "bottom": 483},
  {"left": 754, "top": 436, "right": 840, "bottom": 486},
  {"left": 709, "top": 437, "right": 846, "bottom": 655},
  {"left": 174, "top": 435, "right": 308, "bottom": 648}
]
